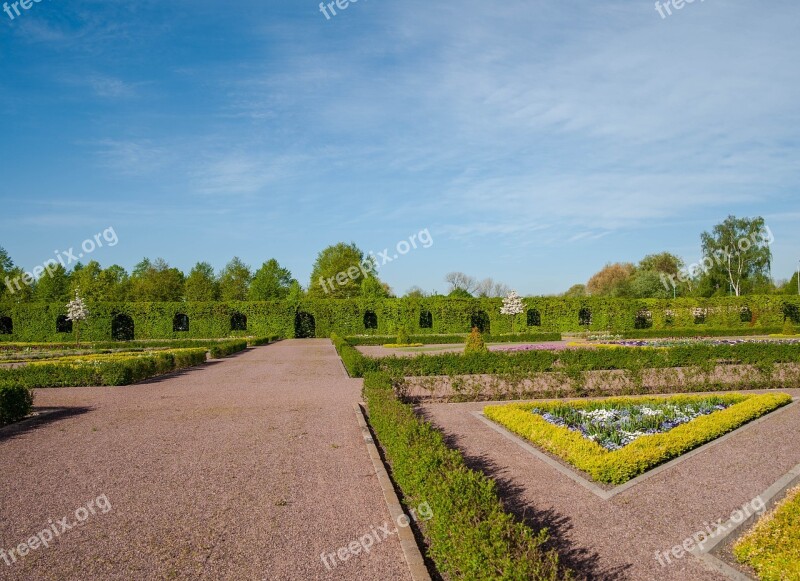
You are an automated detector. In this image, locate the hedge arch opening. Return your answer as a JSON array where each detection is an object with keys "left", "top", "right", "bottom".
[
  {"left": 526, "top": 309, "right": 541, "bottom": 327},
  {"left": 419, "top": 310, "right": 433, "bottom": 329},
  {"left": 693, "top": 308, "right": 707, "bottom": 325},
  {"left": 173, "top": 313, "right": 190, "bottom": 333},
  {"left": 230, "top": 312, "right": 248, "bottom": 332},
  {"left": 363, "top": 310, "right": 378, "bottom": 330},
  {"left": 578, "top": 308, "right": 592, "bottom": 327},
  {"left": 783, "top": 303, "right": 800, "bottom": 324},
  {"left": 634, "top": 309, "right": 653, "bottom": 329},
  {"left": 470, "top": 311, "right": 490, "bottom": 334},
  {"left": 111, "top": 313, "right": 134, "bottom": 341},
  {"left": 295, "top": 312, "right": 316, "bottom": 338},
  {"left": 0, "top": 316, "right": 12, "bottom": 335},
  {"left": 56, "top": 315, "right": 73, "bottom": 334},
  {"left": 740, "top": 307, "right": 753, "bottom": 323}
]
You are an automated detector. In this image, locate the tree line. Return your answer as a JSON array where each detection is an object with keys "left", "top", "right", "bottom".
[
  {"left": 1, "top": 215, "right": 795, "bottom": 304},
  {"left": 565, "top": 216, "right": 797, "bottom": 298}
]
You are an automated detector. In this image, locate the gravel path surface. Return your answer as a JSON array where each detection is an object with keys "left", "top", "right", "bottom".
[
  {"left": 420, "top": 389, "right": 800, "bottom": 581},
  {"left": 0, "top": 340, "right": 410, "bottom": 581}
]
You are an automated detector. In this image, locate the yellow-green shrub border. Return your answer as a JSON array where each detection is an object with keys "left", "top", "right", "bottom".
[
  {"left": 484, "top": 393, "right": 793, "bottom": 484},
  {"left": 734, "top": 485, "right": 800, "bottom": 581}
]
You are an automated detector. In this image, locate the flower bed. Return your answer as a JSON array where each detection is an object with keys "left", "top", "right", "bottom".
[
  {"left": 531, "top": 397, "right": 732, "bottom": 451},
  {"left": 600, "top": 338, "right": 800, "bottom": 348},
  {"left": 484, "top": 393, "right": 792, "bottom": 484}
]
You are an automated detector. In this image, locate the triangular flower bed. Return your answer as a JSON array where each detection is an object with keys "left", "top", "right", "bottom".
[{"left": 485, "top": 393, "right": 792, "bottom": 484}]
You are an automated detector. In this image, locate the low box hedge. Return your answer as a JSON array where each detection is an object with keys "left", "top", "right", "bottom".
[
  {"left": 734, "top": 485, "right": 800, "bottom": 580},
  {"left": 364, "top": 372, "right": 569, "bottom": 580},
  {"left": 369, "top": 342, "right": 800, "bottom": 378},
  {"left": 346, "top": 332, "right": 562, "bottom": 346},
  {"left": 0, "top": 348, "right": 208, "bottom": 387},
  {"left": 484, "top": 393, "right": 793, "bottom": 484},
  {"left": 0, "top": 383, "right": 34, "bottom": 426},
  {"left": 620, "top": 327, "right": 782, "bottom": 339},
  {"left": 208, "top": 340, "right": 248, "bottom": 359}
]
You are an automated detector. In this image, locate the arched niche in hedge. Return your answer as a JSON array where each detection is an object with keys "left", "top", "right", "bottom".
[
  {"left": 111, "top": 313, "right": 134, "bottom": 341},
  {"left": 0, "top": 316, "right": 12, "bottom": 335},
  {"left": 56, "top": 315, "right": 73, "bottom": 334},
  {"left": 578, "top": 307, "right": 592, "bottom": 327},
  {"left": 419, "top": 310, "right": 433, "bottom": 329},
  {"left": 363, "top": 310, "right": 378, "bottom": 330},
  {"left": 634, "top": 309, "right": 653, "bottom": 329},
  {"left": 173, "top": 313, "right": 190, "bottom": 333},
  {"left": 526, "top": 309, "right": 541, "bottom": 327},
  {"left": 230, "top": 312, "right": 248, "bottom": 331},
  {"left": 470, "top": 311, "right": 490, "bottom": 334},
  {"left": 740, "top": 307, "right": 753, "bottom": 323},
  {"left": 295, "top": 312, "right": 316, "bottom": 338},
  {"left": 783, "top": 303, "right": 800, "bottom": 324}
]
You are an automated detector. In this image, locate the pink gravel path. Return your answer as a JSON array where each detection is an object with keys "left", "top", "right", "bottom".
[
  {"left": 0, "top": 340, "right": 410, "bottom": 581},
  {"left": 420, "top": 388, "right": 800, "bottom": 581}
]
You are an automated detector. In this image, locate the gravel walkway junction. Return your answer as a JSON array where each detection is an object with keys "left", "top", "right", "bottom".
[
  {"left": 421, "top": 389, "right": 800, "bottom": 581},
  {"left": 0, "top": 340, "right": 410, "bottom": 581},
  {"left": 3, "top": 339, "right": 798, "bottom": 580}
]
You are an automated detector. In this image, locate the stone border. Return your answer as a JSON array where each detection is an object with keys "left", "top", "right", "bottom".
[
  {"left": 471, "top": 399, "right": 798, "bottom": 500},
  {"left": 688, "top": 462, "right": 800, "bottom": 580},
  {"left": 354, "top": 403, "right": 431, "bottom": 581}
]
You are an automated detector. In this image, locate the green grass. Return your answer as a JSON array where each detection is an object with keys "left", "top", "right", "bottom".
[
  {"left": 734, "top": 486, "right": 800, "bottom": 581},
  {"left": 484, "top": 393, "right": 793, "bottom": 484}
]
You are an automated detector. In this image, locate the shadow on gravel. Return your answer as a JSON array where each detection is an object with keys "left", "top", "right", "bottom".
[
  {"left": 416, "top": 407, "right": 632, "bottom": 581},
  {"left": 0, "top": 406, "right": 92, "bottom": 442}
]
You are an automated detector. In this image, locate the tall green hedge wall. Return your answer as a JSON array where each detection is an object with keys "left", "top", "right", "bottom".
[{"left": 0, "top": 296, "right": 798, "bottom": 342}]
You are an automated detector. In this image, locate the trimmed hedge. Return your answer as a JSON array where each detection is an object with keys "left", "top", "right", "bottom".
[
  {"left": 484, "top": 393, "right": 792, "bottom": 484},
  {"left": 734, "top": 485, "right": 800, "bottom": 580},
  {"left": 620, "top": 327, "right": 783, "bottom": 339},
  {"left": 0, "top": 384, "right": 33, "bottom": 426},
  {"left": 364, "top": 372, "right": 569, "bottom": 580},
  {"left": 368, "top": 342, "right": 800, "bottom": 378},
  {"left": 332, "top": 333, "right": 378, "bottom": 377},
  {"left": 1, "top": 295, "right": 799, "bottom": 342},
  {"left": 346, "top": 333, "right": 562, "bottom": 346},
  {"left": 0, "top": 348, "right": 208, "bottom": 387},
  {"left": 209, "top": 340, "right": 248, "bottom": 359}
]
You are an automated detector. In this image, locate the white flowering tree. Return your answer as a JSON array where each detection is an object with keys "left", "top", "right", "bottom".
[
  {"left": 66, "top": 289, "right": 89, "bottom": 346},
  {"left": 500, "top": 290, "right": 525, "bottom": 333}
]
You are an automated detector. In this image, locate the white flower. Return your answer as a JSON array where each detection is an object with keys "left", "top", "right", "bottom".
[
  {"left": 66, "top": 290, "right": 89, "bottom": 322},
  {"left": 500, "top": 291, "right": 526, "bottom": 317}
]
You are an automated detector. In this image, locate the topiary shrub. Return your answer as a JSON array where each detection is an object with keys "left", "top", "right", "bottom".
[
  {"left": 0, "top": 384, "right": 33, "bottom": 426},
  {"left": 396, "top": 327, "right": 411, "bottom": 345},
  {"left": 783, "top": 319, "right": 796, "bottom": 336},
  {"left": 464, "top": 327, "right": 488, "bottom": 355}
]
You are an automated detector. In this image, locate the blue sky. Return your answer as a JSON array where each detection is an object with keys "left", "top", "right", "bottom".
[{"left": 1, "top": 0, "right": 798, "bottom": 296}]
